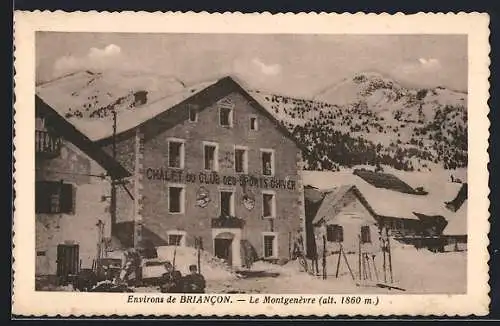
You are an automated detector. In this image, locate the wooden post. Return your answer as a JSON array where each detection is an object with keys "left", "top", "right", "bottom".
[
  {"left": 358, "top": 235, "right": 362, "bottom": 281},
  {"left": 322, "top": 235, "right": 327, "bottom": 280},
  {"left": 342, "top": 246, "right": 356, "bottom": 281},
  {"left": 288, "top": 232, "right": 292, "bottom": 260},
  {"left": 197, "top": 237, "right": 202, "bottom": 274},
  {"left": 382, "top": 230, "right": 387, "bottom": 283},
  {"left": 387, "top": 233, "right": 393, "bottom": 283},
  {"left": 335, "top": 243, "right": 342, "bottom": 278},
  {"left": 372, "top": 254, "right": 379, "bottom": 281}
]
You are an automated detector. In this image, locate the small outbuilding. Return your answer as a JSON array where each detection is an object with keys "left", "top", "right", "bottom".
[{"left": 311, "top": 185, "right": 381, "bottom": 255}]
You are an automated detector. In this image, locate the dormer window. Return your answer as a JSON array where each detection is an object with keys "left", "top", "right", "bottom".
[{"left": 133, "top": 91, "right": 148, "bottom": 106}]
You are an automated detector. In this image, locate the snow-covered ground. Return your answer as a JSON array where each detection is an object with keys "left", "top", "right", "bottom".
[{"left": 206, "top": 242, "right": 466, "bottom": 294}]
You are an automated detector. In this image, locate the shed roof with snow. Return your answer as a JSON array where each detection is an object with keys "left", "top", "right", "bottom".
[
  {"left": 302, "top": 170, "right": 455, "bottom": 221},
  {"left": 312, "top": 184, "right": 378, "bottom": 225}
]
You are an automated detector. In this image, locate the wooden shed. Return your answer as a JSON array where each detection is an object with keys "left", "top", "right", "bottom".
[{"left": 311, "top": 185, "right": 381, "bottom": 255}]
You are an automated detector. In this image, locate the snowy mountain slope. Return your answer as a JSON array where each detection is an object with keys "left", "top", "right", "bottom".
[{"left": 253, "top": 72, "right": 468, "bottom": 171}]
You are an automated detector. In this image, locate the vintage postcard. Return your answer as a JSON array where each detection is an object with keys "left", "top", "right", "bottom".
[{"left": 12, "top": 12, "right": 490, "bottom": 316}]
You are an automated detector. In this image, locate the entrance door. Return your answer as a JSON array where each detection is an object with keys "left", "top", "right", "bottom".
[
  {"left": 214, "top": 238, "right": 233, "bottom": 266},
  {"left": 56, "top": 244, "right": 79, "bottom": 284}
]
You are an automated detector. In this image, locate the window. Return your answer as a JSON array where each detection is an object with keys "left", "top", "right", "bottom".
[
  {"left": 219, "top": 107, "right": 233, "bottom": 127},
  {"left": 168, "top": 138, "right": 185, "bottom": 169},
  {"left": 234, "top": 146, "right": 248, "bottom": 174},
  {"left": 262, "top": 191, "right": 276, "bottom": 218},
  {"left": 188, "top": 105, "right": 198, "bottom": 122},
  {"left": 36, "top": 181, "right": 74, "bottom": 214},
  {"left": 249, "top": 116, "right": 258, "bottom": 131},
  {"left": 262, "top": 233, "right": 278, "bottom": 258},
  {"left": 167, "top": 230, "right": 187, "bottom": 246},
  {"left": 168, "top": 234, "right": 183, "bottom": 246},
  {"left": 360, "top": 225, "right": 371, "bottom": 244},
  {"left": 203, "top": 142, "right": 218, "bottom": 171},
  {"left": 168, "top": 185, "right": 185, "bottom": 214},
  {"left": 220, "top": 190, "right": 234, "bottom": 217},
  {"left": 326, "top": 225, "right": 344, "bottom": 242},
  {"left": 261, "top": 149, "right": 275, "bottom": 176}
]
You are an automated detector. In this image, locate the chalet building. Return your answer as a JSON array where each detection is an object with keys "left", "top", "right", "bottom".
[
  {"left": 35, "top": 97, "right": 130, "bottom": 281},
  {"left": 302, "top": 170, "right": 458, "bottom": 255},
  {"left": 310, "top": 185, "right": 381, "bottom": 254},
  {"left": 37, "top": 75, "right": 308, "bottom": 268}
]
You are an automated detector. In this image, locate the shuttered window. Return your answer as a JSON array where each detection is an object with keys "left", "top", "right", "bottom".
[
  {"left": 360, "top": 225, "right": 372, "bottom": 243},
  {"left": 36, "top": 181, "right": 74, "bottom": 214},
  {"left": 326, "top": 225, "right": 343, "bottom": 242}
]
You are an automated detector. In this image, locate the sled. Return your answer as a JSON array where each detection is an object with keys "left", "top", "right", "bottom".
[{"left": 376, "top": 283, "right": 406, "bottom": 291}]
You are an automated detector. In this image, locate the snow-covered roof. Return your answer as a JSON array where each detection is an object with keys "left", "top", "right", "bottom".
[
  {"left": 36, "top": 70, "right": 217, "bottom": 141},
  {"left": 312, "top": 185, "right": 353, "bottom": 224},
  {"left": 443, "top": 201, "right": 467, "bottom": 236},
  {"left": 302, "top": 170, "right": 455, "bottom": 221}
]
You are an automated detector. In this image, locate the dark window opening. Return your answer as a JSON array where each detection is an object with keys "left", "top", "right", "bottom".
[
  {"left": 262, "top": 151, "right": 273, "bottom": 175},
  {"left": 250, "top": 117, "right": 258, "bottom": 130},
  {"left": 220, "top": 107, "right": 232, "bottom": 127},
  {"left": 263, "top": 193, "right": 274, "bottom": 218},
  {"left": 168, "top": 141, "right": 183, "bottom": 168},
  {"left": 168, "top": 234, "right": 183, "bottom": 246},
  {"left": 263, "top": 235, "right": 275, "bottom": 258},
  {"left": 220, "top": 191, "right": 233, "bottom": 217},
  {"left": 36, "top": 181, "right": 74, "bottom": 214},
  {"left": 189, "top": 107, "right": 198, "bottom": 122},
  {"left": 326, "top": 225, "right": 344, "bottom": 242},
  {"left": 169, "top": 187, "right": 183, "bottom": 213},
  {"left": 204, "top": 145, "right": 217, "bottom": 170},
  {"left": 235, "top": 149, "right": 246, "bottom": 173},
  {"left": 361, "top": 225, "right": 371, "bottom": 243}
]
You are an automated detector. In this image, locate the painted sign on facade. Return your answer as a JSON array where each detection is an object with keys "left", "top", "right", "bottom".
[{"left": 145, "top": 168, "right": 297, "bottom": 191}]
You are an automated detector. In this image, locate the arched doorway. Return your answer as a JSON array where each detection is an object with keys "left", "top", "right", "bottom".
[
  {"left": 214, "top": 232, "right": 234, "bottom": 266},
  {"left": 211, "top": 228, "right": 242, "bottom": 268}
]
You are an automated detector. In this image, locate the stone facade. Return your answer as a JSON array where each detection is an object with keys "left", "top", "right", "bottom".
[
  {"left": 108, "top": 90, "right": 305, "bottom": 266},
  {"left": 35, "top": 141, "right": 111, "bottom": 275}
]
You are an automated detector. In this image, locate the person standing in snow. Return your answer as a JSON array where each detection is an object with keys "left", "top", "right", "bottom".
[{"left": 183, "top": 264, "right": 206, "bottom": 293}]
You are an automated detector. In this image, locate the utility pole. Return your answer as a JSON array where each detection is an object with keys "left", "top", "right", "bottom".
[{"left": 110, "top": 111, "right": 117, "bottom": 233}]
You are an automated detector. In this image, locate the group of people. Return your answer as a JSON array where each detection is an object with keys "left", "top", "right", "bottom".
[{"left": 160, "top": 262, "right": 206, "bottom": 293}]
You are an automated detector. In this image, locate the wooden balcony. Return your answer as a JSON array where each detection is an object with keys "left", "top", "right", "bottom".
[
  {"left": 36, "top": 129, "right": 62, "bottom": 158},
  {"left": 211, "top": 215, "right": 245, "bottom": 229}
]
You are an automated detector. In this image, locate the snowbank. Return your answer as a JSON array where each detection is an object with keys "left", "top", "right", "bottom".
[{"left": 155, "top": 246, "right": 237, "bottom": 281}]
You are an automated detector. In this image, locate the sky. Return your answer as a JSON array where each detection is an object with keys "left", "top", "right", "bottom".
[{"left": 36, "top": 33, "right": 468, "bottom": 98}]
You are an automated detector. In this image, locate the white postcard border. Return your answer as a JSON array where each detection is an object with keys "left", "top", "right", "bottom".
[{"left": 12, "top": 11, "right": 491, "bottom": 316}]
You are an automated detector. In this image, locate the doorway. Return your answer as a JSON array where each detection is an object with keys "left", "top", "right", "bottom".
[
  {"left": 214, "top": 238, "right": 233, "bottom": 266},
  {"left": 56, "top": 244, "right": 79, "bottom": 284}
]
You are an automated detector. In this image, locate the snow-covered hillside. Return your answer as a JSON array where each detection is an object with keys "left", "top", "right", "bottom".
[{"left": 252, "top": 72, "right": 468, "bottom": 172}]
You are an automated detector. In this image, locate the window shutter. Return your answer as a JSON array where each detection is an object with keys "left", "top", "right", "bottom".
[
  {"left": 361, "top": 225, "right": 371, "bottom": 243},
  {"left": 60, "top": 183, "right": 74, "bottom": 214},
  {"left": 36, "top": 182, "right": 48, "bottom": 213}
]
